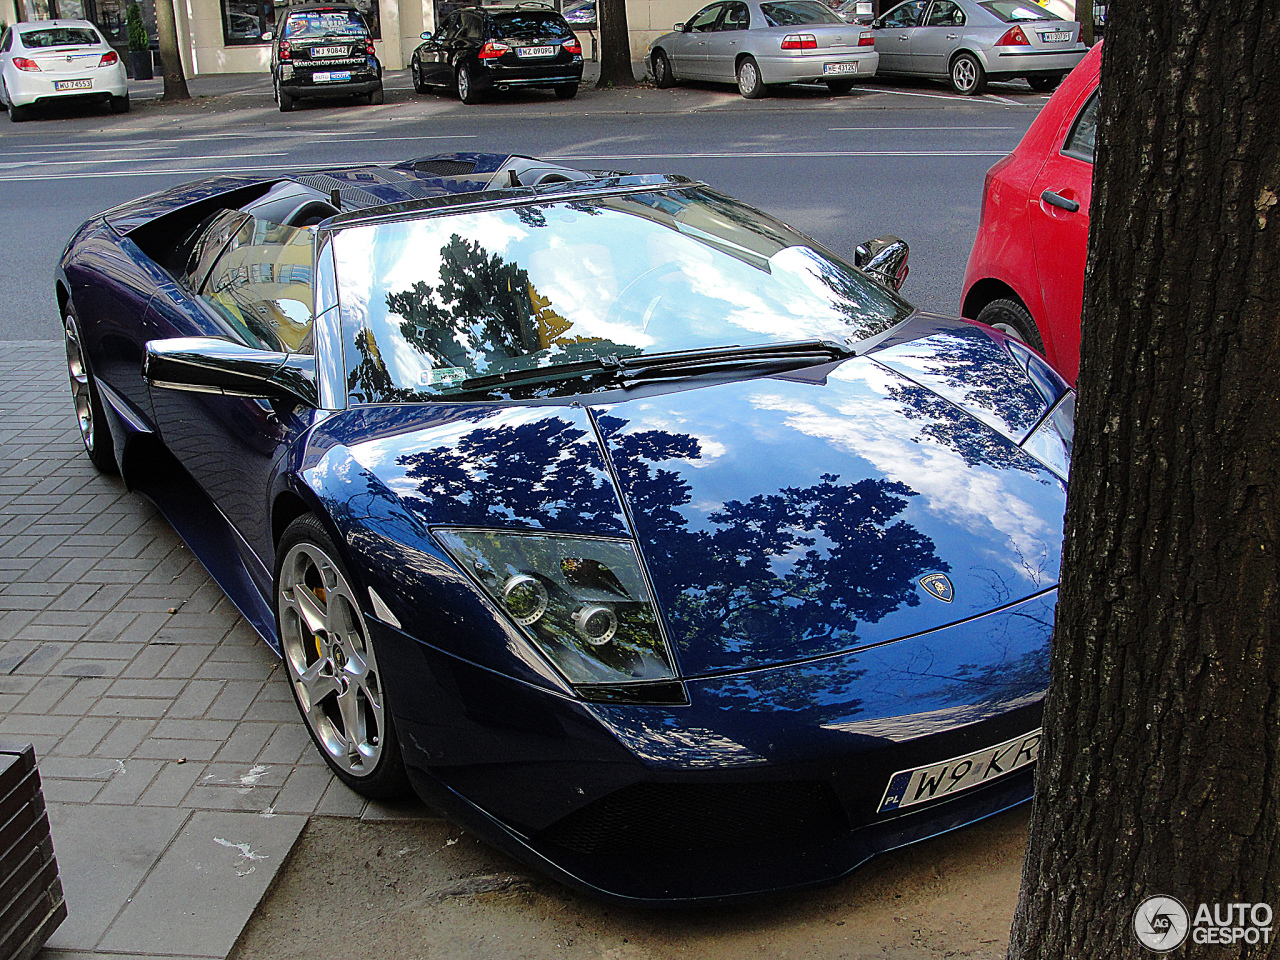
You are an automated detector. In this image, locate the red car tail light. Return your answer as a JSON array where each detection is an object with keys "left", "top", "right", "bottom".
[
  {"left": 279, "top": 39, "right": 292, "bottom": 59},
  {"left": 366, "top": 39, "right": 376, "bottom": 56},
  {"left": 858, "top": 30, "right": 874, "bottom": 46},
  {"left": 13, "top": 57, "right": 40, "bottom": 72},
  {"left": 99, "top": 50, "right": 119, "bottom": 67},
  {"left": 478, "top": 40, "right": 510, "bottom": 59},
  {"left": 564, "top": 37, "right": 582, "bottom": 55},
  {"left": 780, "top": 33, "right": 817, "bottom": 49},
  {"left": 997, "top": 25, "right": 1030, "bottom": 45}
]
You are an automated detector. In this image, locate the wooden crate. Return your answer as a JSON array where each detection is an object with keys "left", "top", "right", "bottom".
[{"left": 0, "top": 742, "right": 66, "bottom": 960}]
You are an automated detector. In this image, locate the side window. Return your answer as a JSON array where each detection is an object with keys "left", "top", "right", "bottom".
[
  {"left": 1062, "top": 90, "right": 1099, "bottom": 162},
  {"left": 881, "top": 0, "right": 926, "bottom": 26},
  {"left": 200, "top": 218, "right": 316, "bottom": 354},
  {"left": 925, "top": 0, "right": 964, "bottom": 26},
  {"left": 1, "top": 29, "right": 11, "bottom": 52},
  {"left": 686, "top": 4, "right": 724, "bottom": 32},
  {"left": 720, "top": 2, "right": 749, "bottom": 29},
  {"left": 461, "top": 11, "right": 484, "bottom": 39},
  {"left": 436, "top": 12, "right": 460, "bottom": 39}
]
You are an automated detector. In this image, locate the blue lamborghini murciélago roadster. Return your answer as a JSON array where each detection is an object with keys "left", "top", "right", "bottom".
[{"left": 57, "top": 153, "right": 1072, "bottom": 905}]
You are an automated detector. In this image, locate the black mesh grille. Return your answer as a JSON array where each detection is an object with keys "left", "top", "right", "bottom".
[
  {"left": 412, "top": 159, "right": 479, "bottom": 176},
  {"left": 538, "top": 780, "right": 847, "bottom": 856}
]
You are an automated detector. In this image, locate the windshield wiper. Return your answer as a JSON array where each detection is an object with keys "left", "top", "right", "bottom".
[{"left": 445, "top": 339, "right": 856, "bottom": 395}]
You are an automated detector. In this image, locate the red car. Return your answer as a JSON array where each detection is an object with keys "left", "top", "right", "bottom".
[{"left": 961, "top": 41, "right": 1100, "bottom": 384}]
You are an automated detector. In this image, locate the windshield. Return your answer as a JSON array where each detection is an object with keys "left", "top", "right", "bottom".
[
  {"left": 20, "top": 27, "right": 101, "bottom": 47},
  {"left": 491, "top": 13, "right": 573, "bottom": 38},
  {"left": 978, "top": 0, "right": 1063, "bottom": 20},
  {"left": 761, "top": 1, "right": 844, "bottom": 25},
  {"left": 283, "top": 10, "right": 368, "bottom": 38},
  {"left": 334, "top": 186, "right": 912, "bottom": 404}
]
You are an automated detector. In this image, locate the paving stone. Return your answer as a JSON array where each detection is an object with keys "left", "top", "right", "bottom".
[
  {"left": 134, "top": 738, "right": 223, "bottom": 762},
  {"left": 151, "top": 718, "right": 238, "bottom": 741},
  {"left": 164, "top": 678, "right": 225, "bottom": 718},
  {"left": 270, "top": 764, "right": 336, "bottom": 815},
  {"left": 93, "top": 757, "right": 165, "bottom": 806},
  {"left": 97, "top": 810, "right": 307, "bottom": 957},
  {"left": 205, "top": 680, "right": 266, "bottom": 721},
  {"left": 213, "top": 722, "right": 277, "bottom": 764},
  {"left": 316, "top": 777, "right": 367, "bottom": 817},
  {"left": 117, "top": 644, "right": 178, "bottom": 680},
  {"left": 49, "top": 676, "right": 115, "bottom": 715},
  {"left": 41, "top": 777, "right": 105, "bottom": 802},
  {"left": 257, "top": 722, "right": 311, "bottom": 765},
  {"left": 89, "top": 697, "right": 172, "bottom": 719},
  {"left": 139, "top": 760, "right": 207, "bottom": 807},
  {"left": 43, "top": 803, "right": 192, "bottom": 952},
  {"left": 92, "top": 719, "right": 158, "bottom": 758},
  {"left": 14, "top": 674, "right": 78, "bottom": 713},
  {"left": 54, "top": 716, "right": 116, "bottom": 757}
]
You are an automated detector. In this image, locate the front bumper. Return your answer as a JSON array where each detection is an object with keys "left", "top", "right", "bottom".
[
  {"left": 378, "top": 588, "right": 1055, "bottom": 904},
  {"left": 980, "top": 45, "right": 1088, "bottom": 77},
  {"left": 5, "top": 64, "right": 128, "bottom": 107},
  {"left": 757, "top": 49, "right": 879, "bottom": 83}
]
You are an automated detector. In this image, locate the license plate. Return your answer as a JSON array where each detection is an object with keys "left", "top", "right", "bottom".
[
  {"left": 312, "top": 71, "right": 351, "bottom": 82},
  {"left": 878, "top": 729, "right": 1041, "bottom": 812},
  {"left": 1040, "top": 30, "right": 1071, "bottom": 41},
  {"left": 54, "top": 79, "right": 93, "bottom": 91},
  {"left": 516, "top": 45, "right": 557, "bottom": 58},
  {"left": 823, "top": 62, "right": 858, "bottom": 75},
  {"left": 313, "top": 45, "right": 348, "bottom": 57}
]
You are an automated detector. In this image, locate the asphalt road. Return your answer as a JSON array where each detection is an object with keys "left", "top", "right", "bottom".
[{"left": 0, "top": 73, "right": 1046, "bottom": 341}]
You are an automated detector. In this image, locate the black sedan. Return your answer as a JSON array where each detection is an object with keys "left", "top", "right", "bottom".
[
  {"left": 58, "top": 153, "right": 1072, "bottom": 904},
  {"left": 411, "top": 5, "right": 583, "bottom": 103}
]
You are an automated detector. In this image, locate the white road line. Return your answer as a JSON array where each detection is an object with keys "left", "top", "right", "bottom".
[
  {"left": 0, "top": 148, "right": 1007, "bottom": 182},
  {"left": 0, "top": 133, "right": 476, "bottom": 154},
  {"left": 0, "top": 152, "right": 289, "bottom": 169},
  {"left": 827, "top": 125, "right": 1020, "bottom": 130}
]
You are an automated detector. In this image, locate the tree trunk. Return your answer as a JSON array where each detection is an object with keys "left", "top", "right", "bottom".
[
  {"left": 595, "top": 0, "right": 636, "bottom": 87},
  {"left": 1006, "top": 1, "right": 1280, "bottom": 958},
  {"left": 154, "top": 0, "right": 189, "bottom": 101}
]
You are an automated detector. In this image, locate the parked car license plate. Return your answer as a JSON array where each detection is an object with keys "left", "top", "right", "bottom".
[
  {"left": 877, "top": 729, "right": 1041, "bottom": 812},
  {"left": 312, "top": 71, "right": 352, "bottom": 82},
  {"left": 516, "top": 45, "right": 557, "bottom": 57},
  {"left": 823, "top": 62, "right": 858, "bottom": 75},
  {"left": 313, "top": 45, "right": 348, "bottom": 56},
  {"left": 1040, "top": 30, "right": 1071, "bottom": 41},
  {"left": 54, "top": 79, "right": 93, "bottom": 91}
]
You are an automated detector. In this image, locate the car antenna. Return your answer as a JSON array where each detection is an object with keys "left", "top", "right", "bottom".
[{"left": 507, "top": 170, "right": 520, "bottom": 187}]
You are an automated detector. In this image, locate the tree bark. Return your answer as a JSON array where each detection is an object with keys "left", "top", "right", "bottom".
[
  {"left": 595, "top": 0, "right": 636, "bottom": 87},
  {"left": 1006, "top": 0, "right": 1280, "bottom": 957},
  {"left": 154, "top": 0, "right": 190, "bottom": 101}
]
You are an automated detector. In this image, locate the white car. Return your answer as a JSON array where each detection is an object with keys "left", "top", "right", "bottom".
[{"left": 0, "top": 19, "right": 129, "bottom": 121}]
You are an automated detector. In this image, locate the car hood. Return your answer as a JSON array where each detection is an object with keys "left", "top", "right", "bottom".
[{"left": 318, "top": 345, "right": 1064, "bottom": 680}]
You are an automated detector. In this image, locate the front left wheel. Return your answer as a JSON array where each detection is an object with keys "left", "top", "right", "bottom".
[
  {"left": 63, "top": 312, "right": 117, "bottom": 474},
  {"left": 276, "top": 515, "right": 411, "bottom": 799}
]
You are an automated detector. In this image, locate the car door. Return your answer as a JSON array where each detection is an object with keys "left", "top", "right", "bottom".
[
  {"left": 704, "top": 1, "right": 750, "bottom": 81},
  {"left": 873, "top": 0, "right": 927, "bottom": 73},
  {"left": 147, "top": 214, "right": 319, "bottom": 574},
  {"left": 667, "top": 3, "right": 725, "bottom": 79},
  {"left": 1027, "top": 87, "right": 1096, "bottom": 382},
  {"left": 911, "top": 0, "right": 965, "bottom": 76},
  {"left": 419, "top": 11, "right": 461, "bottom": 84}
]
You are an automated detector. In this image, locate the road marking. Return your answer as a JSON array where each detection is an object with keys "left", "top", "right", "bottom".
[
  {"left": 0, "top": 153, "right": 289, "bottom": 168},
  {"left": 827, "top": 125, "right": 1020, "bottom": 131},
  {"left": 0, "top": 133, "right": 476, "bottom": 154}
]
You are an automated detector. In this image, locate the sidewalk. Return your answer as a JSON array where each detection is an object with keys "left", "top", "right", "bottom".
[{"left": 0, "top": 342, "right": 434, "bottom": 960}]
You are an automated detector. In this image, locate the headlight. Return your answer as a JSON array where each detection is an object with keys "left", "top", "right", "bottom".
[
  {"left": 433, "top": 529, "right": 685, "bottom": 704},
  {"left": 1021, "top": 390, "right": 1074, "bottom": 480}
]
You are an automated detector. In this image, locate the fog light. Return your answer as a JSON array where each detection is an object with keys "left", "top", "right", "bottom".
[
  {"left": 573, "top": 604, "right": 618, "bottom": 646},
  {"left": 502, "top": 574, "right": 549, "bottom": 626}
]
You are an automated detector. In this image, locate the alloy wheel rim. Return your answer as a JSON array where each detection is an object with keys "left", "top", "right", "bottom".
[
  {"left": 459, "top": 68, "right": 469, "bottom": 99},
  {"left": 954, "top": 59, "right": 975, "bottom": 90},
  {"left": 63, "top": 316, "right": 94, "bottom": 451},
  {"left": 278, "top": 542, "right": 385, "bottom": 776}
]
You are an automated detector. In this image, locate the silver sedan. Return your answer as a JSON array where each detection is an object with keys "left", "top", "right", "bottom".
[
  {"left": 872, "top": 0, "right": 1087, "bottom": 94},
  {"left": 648, "top": 0, "right": 879, "bottom": 98}
]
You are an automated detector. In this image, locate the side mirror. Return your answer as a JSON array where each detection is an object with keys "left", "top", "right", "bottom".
[
  {"left": 261, "top": 30, "right": 274, "bottom": 40},
  {"left": 144, "top": 337, "right": 317, "bottom": 407},
  {"left": 871, "top": 17, "right": 883, "bottom": 27},
  {"left": 420, "top": 30, "right": 432, "bottom": 39},
  {"left": 674, "top": 21, "right": 686, "bottom": 31},
  {"left": 854, "top": 235, "right": 910, "bottom": 291}
]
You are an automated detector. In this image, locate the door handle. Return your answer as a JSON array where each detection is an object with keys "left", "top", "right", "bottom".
[
  {"left": 946, "top": 33, "right": 958, "bottom": 38},
  {"left": 1041, "top": 189, "right": 1079, "bottom": 213},
  {"left": 898, "top": 34, "right": 908, "bottom": 40}
]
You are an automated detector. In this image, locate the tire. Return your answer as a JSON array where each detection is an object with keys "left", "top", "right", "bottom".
[
  {"left": 276, "top": 77, "right": 294, "bottom": 112},
  {"left": 949, "top": 51, "right": 986, "bottom": 95},
  {"left": 736, "top": 55, "right": 765, "bottom": 99},
  {"left": 1028, "top": 73, "right": 1063, "bottom": 92},
  {"left": 652, "top": 49, "right": 675, "bottom": 88},
  {"left": 826, "top": 78, "right": 855, "bottom": 95},
  {"left": 368, "top": 85, "right": 384, "bottom": 105},
  {"left": 554, "top": 83, "right": 577, "bottom": 99},
  {"left": 63, "top": 311, "right": 118, "bottom": 474},
  {"left": 275, "top": 515, "right": 411, "bottom": 799},
  {"left": 8, "top": 100, "right": 31, "bottom": 122},
  {"left": 110, "top": 93, "right": 130, "bottom": 113},
  {"left": 412, "top": 60, "right": 427, "bottom": 93},
  {"left": 976, "top": 297, "right": 1045, "bottom": 353},
  {"left": 457, "top": 63, "right": 481, "bottom": 104}
]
